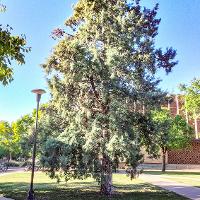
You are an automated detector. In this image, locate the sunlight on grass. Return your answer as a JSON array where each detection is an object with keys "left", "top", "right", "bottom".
[
  {"left": 0, "top": 172, "right": 187, "bottom": 200},
  {"left": 144, "top": 171, "right": 200, "bottom": 188}
]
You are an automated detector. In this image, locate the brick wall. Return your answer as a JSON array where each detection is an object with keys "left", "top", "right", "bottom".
[{"left": 168, "top": 140, "right": 200, "bottom": 164}]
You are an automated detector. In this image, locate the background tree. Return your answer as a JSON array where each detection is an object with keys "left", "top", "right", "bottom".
[
  {"left": 0, "top": 3, "right": 30, "bottom": 85},
  {"left": 42, "top": 0, "right": 177, "bottom": 195},
  {"left": 152, "top": 109, "right": 193, "bottom": 172},
  {"left": 0, "top": 110, "right": 41, "bottom": 161},
  {"left": 0, "top": 120, "right": 20, "bottom": 160},
  {"left": 13, "top": 114, "right": 35, "bottom": 159},
  {"left": 10, "top": 106, "right": 45, "bottom": 160},
  {"left": 0, "top": 144, "right": 7, "bottom": 159},
  {"left": 0, "top": 1, "right": 6, "bottom": 12},
  {"left": 180, "top": 78, "right": 200, "bottom": 139}
]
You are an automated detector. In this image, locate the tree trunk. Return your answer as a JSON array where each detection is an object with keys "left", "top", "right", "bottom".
[
  {"left": 100, "top": 155, "right": 113, "bottom": 195},
  {"left": 162, "top": 147, "right": 167, "bottom": 172},
  {"left": 9, "top": 151, "right": 12, "bottom": 161}
]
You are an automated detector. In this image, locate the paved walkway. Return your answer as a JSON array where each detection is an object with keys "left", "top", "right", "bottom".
[
  {"left": 0, "top": 197, "right": 14, "bottom": 200},
  {"left": 0, "top": 167, "right": 24, "bottom": 176},
  {"left": 141, "top": 174, "right": 200, "bottom": 200}
]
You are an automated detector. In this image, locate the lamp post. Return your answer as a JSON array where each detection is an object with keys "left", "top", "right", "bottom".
[{"left": 27, "top": 89, "right": 46, "bottom": 200}]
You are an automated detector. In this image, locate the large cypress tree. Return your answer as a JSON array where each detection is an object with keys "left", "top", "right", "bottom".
[{"left": 41, "top": 0, "right": 177, "bottom": 195}]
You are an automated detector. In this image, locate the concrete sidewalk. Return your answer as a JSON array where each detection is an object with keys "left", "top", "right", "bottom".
[
  {"left": 0, "top": 197, "right": 14, "bottom": 200},
  {"left": 0, "top": 167, "right": 24, "bottom": 176},
  {"left": 141, "top": 174, "right": 200, "bottom": 200}
]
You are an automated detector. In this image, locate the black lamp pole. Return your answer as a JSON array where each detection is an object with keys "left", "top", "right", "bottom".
[{"left": 27, "top": 89, "right": 46, "bottom": 200}]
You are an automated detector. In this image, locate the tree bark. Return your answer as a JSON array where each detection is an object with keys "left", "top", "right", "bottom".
[
  {"left": 9, "top": 151, "right": 12, "bottom": 161},
  {"left": 162, "top": 147, "right": 167, "bottom": 172},
  {"left": 100, "top": 155, "right": 113, "bottom": 195},
  {"left": 89, "top": 75, "right": 112, "bottom": 194}
]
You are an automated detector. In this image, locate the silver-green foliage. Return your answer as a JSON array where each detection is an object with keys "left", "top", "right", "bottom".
[{"left": 40, "top": 0, "right": 177, "bottom": 187}]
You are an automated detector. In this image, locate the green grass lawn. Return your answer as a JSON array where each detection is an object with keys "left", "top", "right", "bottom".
[
  {"left": 0, "top": 172, "right": 187, "bottom": 200},
  {"left": 144, "top": 171, "right": 200, "bottom": 188}
]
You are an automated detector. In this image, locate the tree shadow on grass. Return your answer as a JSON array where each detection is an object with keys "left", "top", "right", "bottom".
[
  {"left": 114, "top": 183, "right": 188, "bottom": 200},
  {"left": 0, "top": 182, "right": 187, "bottom": 200}
]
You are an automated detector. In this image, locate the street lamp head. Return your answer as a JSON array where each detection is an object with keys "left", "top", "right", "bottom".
[
  {"left": 31, "top": 89, "right": 46, "bottom": 95},
  {"left": 31, "top": 89, "right": 46, "bottom": 103}
]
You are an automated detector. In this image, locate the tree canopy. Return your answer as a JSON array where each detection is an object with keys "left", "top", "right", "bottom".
[
  {"left": 180, "top": 78, "right": 200, "bottom": 138},
  {"left": 151, "top": 109, "right": 193, "bottom": 171},
  {"left": 180, "top": 78, "right": 200, "bottom": 119},
  {"left": 0, "top": 112, "right": 36, "bottom": 160},
  {"left": 0, "top": 3, "right": 30, "bottom": 85},
  {"left": 0, "top": 120, "right": 20, "bottom": 160}
]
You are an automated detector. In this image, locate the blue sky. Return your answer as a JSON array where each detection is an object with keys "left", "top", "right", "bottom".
[{"left": 0, "top": 0, "right": 200, "bottom": 122}]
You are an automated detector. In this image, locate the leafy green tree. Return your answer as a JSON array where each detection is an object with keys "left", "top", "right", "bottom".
[
  {"left": 0, "top": 2, "right": 6, "bottom": 12},
  {"left": 152, "top": 109, "right": 193, "bottom": 172},
  {"left": 13, "top": 114, "right": 35, "bottom": 159},
  {"left": 0, "top": 106, "right": 46, "bottom": 160},
  {"left": 180, "top": 78, "right": 200, "bottom": 139},
  {"left": 0, "top": 120, "right": 20, "bottom": 160},
  {"left": 0, "top": 3, "right": 30, "bottom": 85},
  {"left": 0, "top": 144, "right": 8, "bottom": 159},
  {"left": 170, "top": 115, "right": 193, "bottom": 149},
  {"left": 42, "top": 0, "right": 177, "bottom": 194}
]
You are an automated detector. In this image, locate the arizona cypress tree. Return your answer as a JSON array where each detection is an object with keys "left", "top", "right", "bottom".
[{"left": 42, "top": 0, "right": 177, "bottom": 195}]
